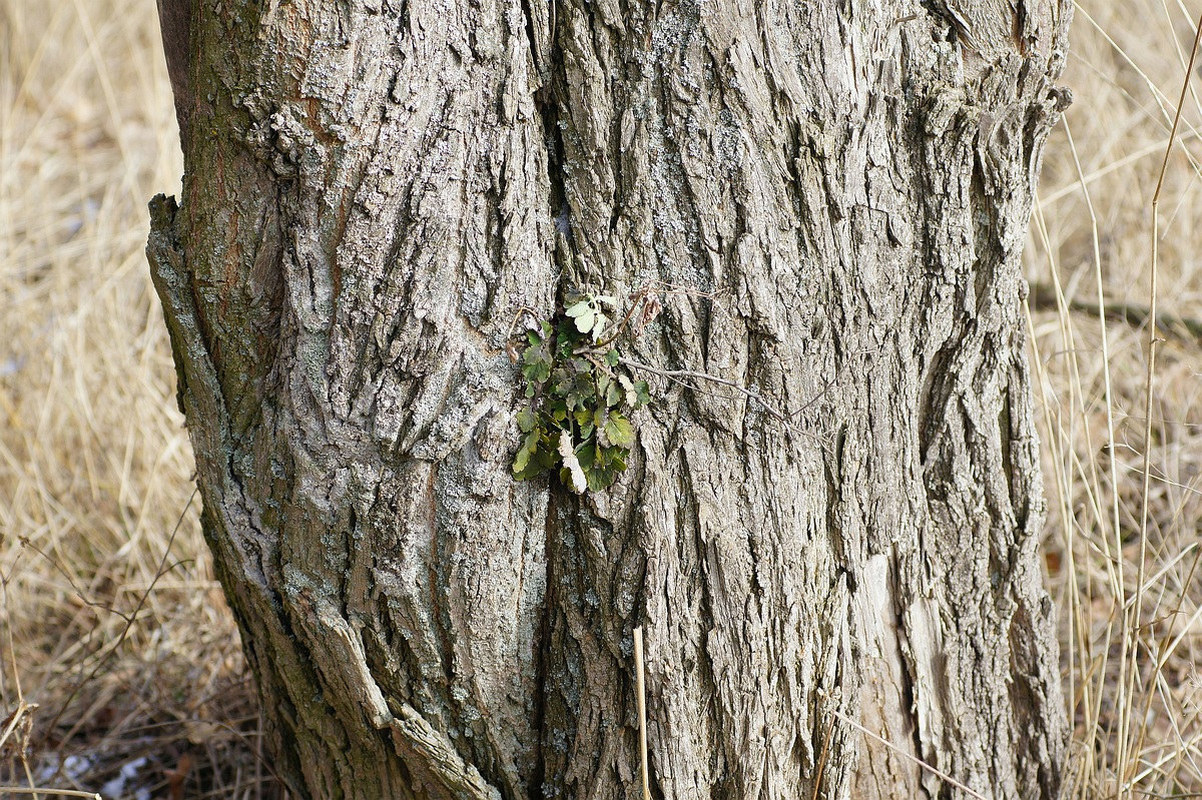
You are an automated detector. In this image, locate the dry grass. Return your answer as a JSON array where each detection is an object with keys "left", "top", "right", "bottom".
[
  {"left": 0, "top": 0, "right": 1198, "bottom": 798},
  {"left": 1029, "top": 1, "right": 1202, "bottom": 796}
]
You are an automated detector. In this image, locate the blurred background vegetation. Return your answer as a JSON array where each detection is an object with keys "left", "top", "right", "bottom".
[{"left": 1, "top": 1, "right": 1198, "bottom": 797}]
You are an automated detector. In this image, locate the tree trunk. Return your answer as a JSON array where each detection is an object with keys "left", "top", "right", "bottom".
[{"left": 148, "top": 0, "right": 1071, "bottom": 797}]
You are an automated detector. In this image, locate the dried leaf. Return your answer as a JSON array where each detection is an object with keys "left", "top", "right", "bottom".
[{"left": 557, "top": 430, "right": 587, "bottom": 493}]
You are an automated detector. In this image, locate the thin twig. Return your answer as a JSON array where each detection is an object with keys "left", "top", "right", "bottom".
[
  {"left": 0, "top": 701, "right": 36, "bottom": 756},
  {"left": 619, "top": 358, "right": 797, "bottom": 429},
  {"left": 831, "top": 710, "right": 990, "bottom": 800},
  {"left": 15, "top": 538, "right": 137, "bottom": 625},
  {"left": 593, "top": 287, "right": 657, "bottom": 350},
  {"left": 1066, "top": 110, "right": 1128, "bottom": 795},
  {"left": 505, "top": 306, "right": 544, "bottom": 361},
  {"left": 809, "top": 716, "right": 836, "bottom": 800},
  {"left": 0, "top": 569, "right": 26, "bottom": 711},
  {"left": 0, "top": 789, "right": 100, "bottom": 799},
  {"left": 1128, "top": 12, "right": 1202, "bottom": 797},
  {"left": 43, "top": 488, "right": 197, "bottom": 742},
  {"left": 633, "top": 627, "right": 650, "bottom": 800}
]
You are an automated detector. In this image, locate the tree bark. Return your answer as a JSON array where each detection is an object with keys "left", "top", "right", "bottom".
[{"left": 148, "top": 1, "right": 1071, "bottom": 798}]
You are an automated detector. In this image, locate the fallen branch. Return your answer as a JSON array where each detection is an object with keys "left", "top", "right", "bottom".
[{"left": 1028, "top": 281, "right": 1202, "bottom": 343}]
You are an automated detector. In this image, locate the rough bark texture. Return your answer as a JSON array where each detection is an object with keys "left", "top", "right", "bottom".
[{"left": 148, "top": 0, "right": 1071, "bottom": 797}]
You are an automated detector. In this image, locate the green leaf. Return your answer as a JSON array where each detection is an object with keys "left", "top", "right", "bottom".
[
  {"left": 576, "top": 440, "right": 595, "bottom": 468},
  {"left": 586, "top": 453, "right": 612, "bottom": 491},
  {"left": 521, "top": 341, "right": 552, "bottom": 385},
  {"left": 550, "top": 367, "right": 572, "bottom": 399},
  {"left": 556, "top": 329, "right": 578, "bottom": 356},
  {"left": 595, "top": 409, "right": 616, "bottom": 447},
  {"left": 589, "top": 312, "right": 608, "bottom": 339},
  {"left": 633, "top": 380, "right": 651, "bottom": 407},
  {"left": 605, "top": 377, "right": 621, "bottom": 408},
  {"left": 574, "top": 309, "right": 596, "bottom": 334},
  {"left": 512, "top": 429, "right": 540, "bottom": 474},
  {"left": 516, "top": 407, "right": 536, "bottom": 433},
  {"left": 604, "top": 413, "right": 634, "bottom": 448},
  {"left": 618, "top": 374, "right": 637, "bottom": 406},
  {"left": 565, "top": 301, "right": 595, "bottom": 334},
  {"left": 605, "top": 349, "right": 619, "bottom": 367}
]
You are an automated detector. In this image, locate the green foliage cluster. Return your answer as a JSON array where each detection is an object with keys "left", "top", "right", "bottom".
[{"left": 512, "top": 296, "right": 650, "bottom": 493}]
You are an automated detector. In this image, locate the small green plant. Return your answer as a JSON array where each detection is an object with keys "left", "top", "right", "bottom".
[{"left": 511, "top": 294, "right": 650, "bottom": 493}]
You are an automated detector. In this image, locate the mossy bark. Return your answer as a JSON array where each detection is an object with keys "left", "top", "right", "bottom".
[{"left": 149, "top": 0, "right": 1071, "bottom": 797}]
